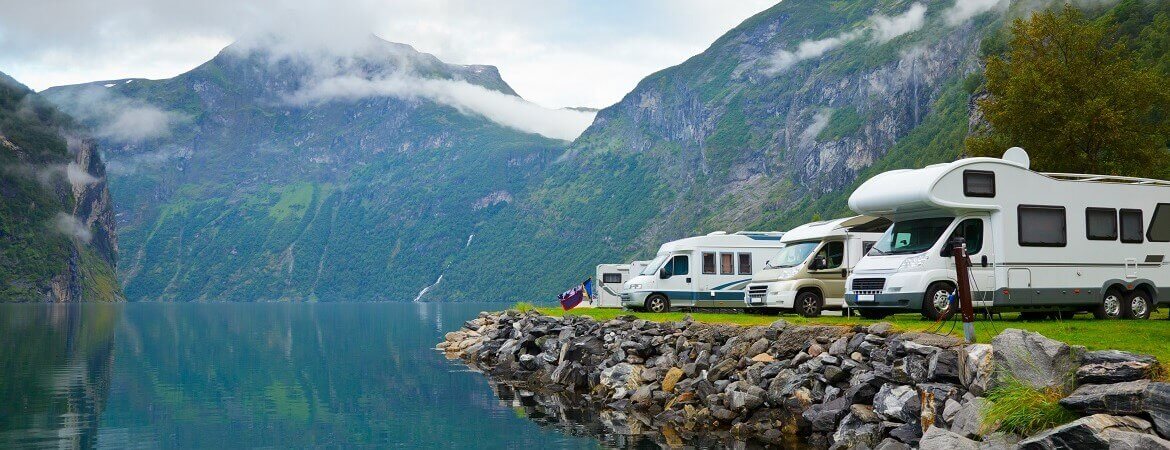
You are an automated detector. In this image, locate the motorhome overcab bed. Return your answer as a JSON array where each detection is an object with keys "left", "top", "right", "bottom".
[
  {"left": 621, "top": 231, "right": 785, "bottom": 312},
  {"left": 593, "top": 261, "right": 649, "bottom": 308},
  {"left": 844, "top": 148, "right": 1170, "bottom": 320},
  {"left": 744, "top": 216, "right": 889, "bottom": 317}
]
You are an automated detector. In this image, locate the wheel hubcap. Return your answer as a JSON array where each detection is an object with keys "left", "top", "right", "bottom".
[
  {"left": 933, "top": 290, "right": 951, "bottom": 312},
  {"left": 802, "top": 297, "right": 816, "bottom": 314},
  {"left": 1131, "top": 296, "right": 1148, "bottom": 317},
  {"left": 650, "top": 299, "right": 664, "bottom": 312},
  {"left": 1104, "top": 295, "right": 1121, "bottom": 317}
]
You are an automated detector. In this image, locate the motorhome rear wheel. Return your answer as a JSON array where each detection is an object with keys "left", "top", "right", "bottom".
[
  {"left": 645, "top": 294, "right": 670, "bottom": 313},
  {"left": 796, "top": 291, "right": 823, "bottom": 318},
  {"left": 1124, "top": 290, "right": 1152, "bottom": 320}
]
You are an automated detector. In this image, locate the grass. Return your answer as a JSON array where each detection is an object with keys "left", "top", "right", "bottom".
[
  {"left": 529, "top": 306, "right": 1170, "bottom": 363},
  {"left": 984, "top": 376, "right": 1078, "bottom": 436}
]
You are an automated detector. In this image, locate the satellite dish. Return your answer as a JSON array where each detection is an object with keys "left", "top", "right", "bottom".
[{"left": 1002, "top": 147, "right": 1030, "bottom": 169}]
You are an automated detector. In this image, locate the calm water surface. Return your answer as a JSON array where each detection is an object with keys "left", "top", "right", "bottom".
[{"left": 0, "top": 303, "right": 610, "bottom": 449}]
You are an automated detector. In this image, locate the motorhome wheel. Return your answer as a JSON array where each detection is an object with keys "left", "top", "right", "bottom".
[
  {"left": 1093, "top": 288, "right": 1124, "bottom": 319},
  {"left": 1124, "top": 290, "right": 1152, "bottom": 320},
  {"left": 921, "top": 282, "right": 956, "bottom": 321},
  {"left": 796, "top": 291, "right": 823, "bottom": 318},
  {"left": 645, "top": 294, "right": 670, "bottom": 313}
]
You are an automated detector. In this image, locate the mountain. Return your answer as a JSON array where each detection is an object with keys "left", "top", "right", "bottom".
[
  {"left": 43, "top": 37, "right": 569, "bottom": 302},
  {"left": 0, "top": 72, "right": 120, "bottom": 302}
]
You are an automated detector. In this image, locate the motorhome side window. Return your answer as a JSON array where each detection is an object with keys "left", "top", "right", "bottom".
[
  {"left": 1121, "top": 209, "right": 1144, "bottom": 243},
  {"left": 814, "top": 242, "right": 844, "bottom": 269},
  {"left": 720, "top": 253, "right": 734, "bottom": 275},
  {"left": 602, "top": 273, "right": 622, "bottom": 284},
  {"left": 1085, "top": 208, "right": 1118, "bottom": 241},
  {"left": 737, "top": 253, "right": 752, "bottom": 275},
  {"left": 1018, "top": 205, "right": 1066, "bottom": 247},
  {"left": 664, "top": 255, "right": 689, "bottom": 276},
  {"left": 702, "top": 253, "right": 716, "bottom": 274},
  {"left": 1149, "top": 204, "right": 1170, "bottom": 242},
  {"left": 950, "top": 219, "right": 984, "bottom": 254},
  {"left": 963, "top": 170, "right": 995, "bottom": 197}
]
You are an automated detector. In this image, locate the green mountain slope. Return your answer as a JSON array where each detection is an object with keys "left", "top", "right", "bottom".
[
  {"left": 0, "top": 73, "right": 120, "bottom": 302},
  {"left": 44, "top": 38, "right": 566, "bottom": 302}
]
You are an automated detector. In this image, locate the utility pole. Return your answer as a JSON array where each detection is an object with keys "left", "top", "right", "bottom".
[{"left": 951, "top": 237, "right": 977, "bottom": 343}]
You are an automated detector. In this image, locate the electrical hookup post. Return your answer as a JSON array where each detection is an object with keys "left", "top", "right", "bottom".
[{"left": 950, "top": 237, "right": 977, "bottom": 343}]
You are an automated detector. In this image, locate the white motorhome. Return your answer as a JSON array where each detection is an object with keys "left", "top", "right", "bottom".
[
  {"left": 744, "top": 216, "right": 889, "bottom": 317},
  {"left": 621, "top": 231, "right": 785, "bottom": 312},
  {"left": 593, "top": 261, "right": 649, "bottom": 308},
  {"left": 845, "top": 148, "right": 1170, "bottom": 320}
]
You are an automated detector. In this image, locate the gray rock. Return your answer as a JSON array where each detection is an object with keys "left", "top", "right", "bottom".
[
  {"left": 959, "top": 344, "right": 995, "bottom": 396},
  {"left": 804, "top": 396, "right": 851, "bottom": 431},
  {"left": 630, "top": 384, "right": 655, "bottom": 404},
  {"left": 942, "top": 398, "right": 963, "bottom": 425},
  {"left": 1018, "top": 414, "right": 1153, "bottom": 450},
  {"left": 889, "top": 422, "right": 924, "bottom": 445},
  {"left": 851, "top": 404, "right": 884, "bottom": 423},
  {"left": 990, "top": 329, "right": 1083, "bottom": 391},
  {"left": 875, "top": 384, "right": 921, "bottom": 423},
  {"left": 1102, "top": 429, "right": 1170, "bottom": 450},
  {"left": 979, "top": 432, "right": 1022, "bottom": 450},
  {"left": 1076, "top": 361, "right": 1158, "bottom": 385},
  {"left": 728, "top": 390, "right": 764, "bottom": 411},
  {"left": 868, "top": 322, "right": 895, "bottom": 336},
  {"left": 929, "top": 349, "right": 962, "bottom": 384},
  {"left": 1083, "top": 350, "right": 1159, "bottom": 366},
  {"left": 918, "top": 383, "right": 962, "bottom": 430},
  {"left": 833, "top": 412, "right": 883, "bottom": 449},
  {"left": 830, "top": 337, "right": 849, "bottom": 356},
  {"left": 875, "top": 437, "right": 911, "bottom": 450},
  {"left": 1060, "top": 380, "right": 1148, "bottom": 416},
  {"left": 950, "top": 397, "right": 991, "bottom": 439},
  {"left": 920, "top": 426, "right": 979, "bottom": 450}
]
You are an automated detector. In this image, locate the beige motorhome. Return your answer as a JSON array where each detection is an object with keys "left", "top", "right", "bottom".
[{"left": 744, "top": 216, "right": 889, "bottom": 317}]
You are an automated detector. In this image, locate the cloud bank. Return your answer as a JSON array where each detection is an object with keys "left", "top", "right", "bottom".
[
  {"left": 764, "top": 3, "right": 928, "bottom": 75},
  {"left": 55, "top": 86, "right": 185, "bottom": 143},
  {"left": 800, "top": 109, "right": 834, "bottom": 145},
  {"left": 53, "top": 213, "right": 93, "bottom": 243},
  {"left": 944, "top": 0, "right": 1009, "bottom": 26},
  {"left": 287, "top": 75, "right": 596, "bottom": 141},
  {"left": 763, "top": 30, "right": 865, "bottom": 75},
  {"left": 871, "top": 3, "right": 928, "bottom": 43}
]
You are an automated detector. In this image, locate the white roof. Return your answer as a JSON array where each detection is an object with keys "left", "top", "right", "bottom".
[
  {"left": 780, "top": 215, "right": 885, "bottom": 243},
  {"left": 658, "top": 230, "right": 784, "bottom": 253}
]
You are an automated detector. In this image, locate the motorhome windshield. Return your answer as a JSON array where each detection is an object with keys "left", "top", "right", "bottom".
[
  {"left": 868, "top": 217, "right": 955, "bottom": 256},
  {"left": 766, "top": 241, "right": 819, "bottom": 268},
  {"left": 640, "top": 254, "right": 669, "bottom": 275}
]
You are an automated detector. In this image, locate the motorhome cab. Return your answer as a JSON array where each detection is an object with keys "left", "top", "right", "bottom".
[
  {"left": 845, "top": 148, "right": 1170, "bottom": 320},
  {"left": 744, "top": 216, "right": 889, "bottom": 317},
  {"left": 621, "top": 231, "right": 785, "bottom": 312},
  {"left": 593, "top": 261, "right": 649, "bottom": 308}
]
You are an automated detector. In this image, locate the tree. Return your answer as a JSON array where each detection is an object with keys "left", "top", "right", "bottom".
[{"left": 967, "top": 5, "right": 1170, "bottom": 177}]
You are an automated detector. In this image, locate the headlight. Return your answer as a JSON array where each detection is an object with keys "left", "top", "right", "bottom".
[
  {"left": 774, "top": 267, "right": 800, "bottom": 280},
  {"left": 899, "top": 254, "right": 930, "bottom": 270},
  {"left": 626, "top": 284, "right": 641, "bottom": 290}
]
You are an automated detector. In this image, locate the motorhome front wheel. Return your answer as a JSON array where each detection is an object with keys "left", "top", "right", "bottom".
[
  {"left": 645, "top": 294, "right": 670, "bottom": 313},
  {"left": 796, "top": 291, "right": 823, "bottom": 318},
  {"left": 1094, "top": 288, "right": 1124, "bottom": 319},
  {"left": 921, "top": 282, "right": 956, "bottom": 321}
]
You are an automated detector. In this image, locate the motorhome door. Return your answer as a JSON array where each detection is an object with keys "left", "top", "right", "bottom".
[
  {"left": 948, "top": 216, "right": 995, "bottom": 306},
  {"left": 808, "top": 241, "right": 848, "bottom": 301},
  {"left": 658, "top": 254, "right": 696, "bottom": 307}
]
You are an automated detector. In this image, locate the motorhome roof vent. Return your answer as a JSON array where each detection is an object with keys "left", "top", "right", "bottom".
[
  {"left": 1003, "top": 147, "right": 1030, "bottom": 169},
  {"left": 707, "top": 231, "right": 728, "bottom": 236}
]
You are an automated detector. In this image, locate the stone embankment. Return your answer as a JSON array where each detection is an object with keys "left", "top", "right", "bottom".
[{"left": 438, "top": 311, "right": 1170, "bottom": 449}]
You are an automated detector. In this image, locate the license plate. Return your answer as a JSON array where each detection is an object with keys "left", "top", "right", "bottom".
[{"left": 858, "top": 294, "right": 875, "bottom": 301}]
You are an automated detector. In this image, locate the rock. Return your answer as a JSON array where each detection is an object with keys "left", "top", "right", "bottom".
[
  {"left": 518, "top": 353, "right": 539, "bottom": 371},
  {"left": 1102, "top": 429, "right": 1170, "bottom": 450},
  {"left": 1018, "top": 414, "right": 1153, "bottom": 450},
  {"left": 770, "top": 319, "right": 789, "bottom": 330},
  {"left": 979, "top": 432, "right": 1022, "bottom": 450},
  {"left": 833, "top": 412, "right": 883, "bottom": 449},
  {"left": 1076, "top": 361, "right": 1158, "bottom": 385},
  {"left": 707, "top": 358, "right": 737, "bottom": 381},
  {"left": 959, "top": 344, "right": 995, "bottom": 396},
  {"left": 751, "top": 353, "right": 775, "bottom": 363},
  {"left": 630, "top": 384, "right": 655, "bottom": 404},
  {"left": 830, "top": 337, "right": 849, "bottom": 356},
  {"left": 875, "top": 437, "right": 911, "bottom": 450},
  {"left": 728, "top": 390, "right": 764, "bottom": 411},
  {"left": 804, "top": 396, "right": 851, "bottom": 431},
  {"left": 851, "top": 351, "right": 866, "bottom": 362},
  {"left": 918, "top": 383, "right": 961, "bottom": 431},
  {"left": 662, "top": 367, "right": 685, "bottom": 392},
  {"left": 792, "top": 352, "right": 812, "bottom": 366},
  {"left": 991, "top": 329, "right": 1083, "bottom": 392},
  {"left": 1082, "top": 350, "right": 1159, "bottom": 366},
  {"left": 890, "top": 421, "right": 924, "bottom": 445},
  {"left": 920, "top": 425, "right": 979, "bottom": 450},
  {"left": 868, "top": 322, "right": 895, "bottom": 336},
  {"left": 851, "top": 404, "right": 884, "bottom": 423},
  {"left": 710, "top": 406, "right": 737, "bottom": 422},
  {"left": 942, "top": 398, "right": 963, "bottom": 425},
  {"left": 809, "top": 343, "right": 826, "bottom": 357},
  {"left": 844, "top": 382, "right": 879, "bottom": 405},
  {"left": 928, "top": 349, "right": 961, "bottom": 383},
  {"left": 950, "top": 397, "right": 991, "bottom": 439},
  {"left": 875, "top": 384, "right": 921, "bottom": 423},
  {"left": 600, "top": 363, "right": 637, "bottom": 390},
  {"left": 1060, "top": 380, "right": 1170, "bottom": 439}
]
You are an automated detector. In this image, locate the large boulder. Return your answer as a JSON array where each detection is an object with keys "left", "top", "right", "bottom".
[
  {"left": 1082, "top": 350, "right": 1159, "bottom": 366},
  {"left": 949, "top": 397, "right": 991, "bottom": 439},
  {"left": 1076, "top": 361, "right": 1160, "bottom": 385},
  {"left": 959, "top": 344, "right": 995, "bottom": 396},
  {"left": 1061, "top": 380, "right": 1170, "bottom": 439},
  {"left": 1103, "top": 430, "right": 1170, "bottom": 450},
  {"left": 832, "top": 412, "right": 884, "bottom": 449},
  {"left": 875, "top": 384, "right": 921, "bottom": 423},
  {"left": 919, "top": 425, "right": 979, "bottom": 450},
  {"left": 990, "top": 329, "right": 1083, "bottom": 391},
  {"left": 1017, "top": 414, "right": 1153, "bottom": 450}
]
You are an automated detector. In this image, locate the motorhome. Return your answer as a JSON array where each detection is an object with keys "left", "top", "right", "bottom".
[
  {"left": 844, "top": 148, "right": 1170, "bottom": 320},
  {"left": 621, "top": 231, "right": 785, "bottom": 312},
  {"left": 593, "top": 261, "right": 649, "bottom": 308},
  {"left": 744, "top": 216, "right": 889, "bottom": 317}
]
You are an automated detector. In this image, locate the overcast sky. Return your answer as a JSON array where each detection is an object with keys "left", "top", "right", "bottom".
[{"left": 0, "top": 0, "right": 776, "bottom": 109}]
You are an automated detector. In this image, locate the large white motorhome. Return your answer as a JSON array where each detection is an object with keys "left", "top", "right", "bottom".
[
  {"left": 593, "top": 261, "right": 649, "bottom": 308},
  {"left": 744, "top": 216, "right": 889, "bottom": 317},
  {"left": 845, "top": 148, "right": 1170, "bottom": 320},
  {"left": 621, "top": 231, "right": 785, "bottom": 312}
]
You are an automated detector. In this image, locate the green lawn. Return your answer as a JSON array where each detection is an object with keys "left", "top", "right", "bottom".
[{"left": 536, "top": 307, "right": 1170, "bottom": 364}]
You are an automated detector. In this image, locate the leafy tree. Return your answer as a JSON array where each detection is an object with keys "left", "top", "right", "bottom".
[{"left": 967, "top": 5, "right": 1170, "bottom": 177}]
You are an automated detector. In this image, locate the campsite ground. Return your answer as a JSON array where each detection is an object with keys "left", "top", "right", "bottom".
[{"left": 533, "top": 306, "right": 1170, "bottom": 365}]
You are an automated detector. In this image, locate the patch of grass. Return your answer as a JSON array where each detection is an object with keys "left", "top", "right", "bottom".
[
  {"left": 984, "top": 376, "right": 1078, "bottom": 436},
  {"left": 537, "top": 307, "right": 1170, "bottom": 363},
  {"left": 512, "top": 302, "right": 537, "bottom": 313}
]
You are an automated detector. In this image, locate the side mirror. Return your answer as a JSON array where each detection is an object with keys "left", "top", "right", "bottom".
[
  {"left": 659, "top": 268, "right": 670, "bottom": 279},
  {"left": 810, "top": 256, "right": 827, "bottom": 270}
]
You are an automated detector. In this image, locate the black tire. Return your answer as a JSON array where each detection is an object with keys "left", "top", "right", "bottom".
[
  {"left": 1124, "top": 290, "right": 1152, "bottom": 320},
  {"left": 857, "top": 309, "right": 891, "bottom": 320},
  {"left": 1093, "top": 287, "right": 1124, "bottom": 320},
  {"left": 645, "top": 294, "right": 670, "bottom": 313},
  {"left": 796, "top": 291, "right": 824, "bottom": 318},
  {"left": 921, "top": 282, "right": 956, "bottom": 321},
  {"left": 1019, "top": 311, "right": 1049, "bottom": 321}
]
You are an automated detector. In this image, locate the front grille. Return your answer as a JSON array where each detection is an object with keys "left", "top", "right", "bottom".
[
  {"left": 747, "top": 285, "right": 768, "bottom": 295},
  {"left": 851, "top": 278, "right": 886, "bottom": 295}
]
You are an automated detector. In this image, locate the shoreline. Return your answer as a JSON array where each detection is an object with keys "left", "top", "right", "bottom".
[{"left": 439, "top": 310, "right": 1170, "bottom": 449}]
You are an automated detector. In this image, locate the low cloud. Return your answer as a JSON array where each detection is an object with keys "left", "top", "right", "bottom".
[
  {"left": 943, "top": 0, "right": 1008, "bottom": 26},
  {"left": 287, "top": 75, "right": 596, "bottom": 141},
  {"left": 53, "top": 213, "right": 92, "bottom": 243},
  {"left": 871, "top": 3, "right": 928, "bottom": 43},
  {"left": 53, "top": 86, "right": 185, "bottom": 143},
  {"left": 65, "top": 162, "right": 100, "bottom": 187},
  {"left": 762, "top": 30, "right": 864, "bottom": 75},
  {"left": 800, "top": 109, "right": 834, "bottom": 145}
]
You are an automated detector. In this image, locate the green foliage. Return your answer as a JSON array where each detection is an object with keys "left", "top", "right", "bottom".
[
  {"left": 968, "top": 5, "right": 1170, "bottom": 177},
  {"left": 512, "top": 302, "right": 536, "bottom": 313},
  {"left": 817, "top": 107, "right": 864, "bottom": 141},
  {"left": 984, "top": 376, "right": 1078, "bottom": 436}
]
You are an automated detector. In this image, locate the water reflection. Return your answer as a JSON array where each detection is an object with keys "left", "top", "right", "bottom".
[{"left": 0, "top": 304, "right": 119, "bottom": 449}]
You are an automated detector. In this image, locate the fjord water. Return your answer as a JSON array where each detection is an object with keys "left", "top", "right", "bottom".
[{"left": 0, "top": 303, "right": 598, "bottom": 449}]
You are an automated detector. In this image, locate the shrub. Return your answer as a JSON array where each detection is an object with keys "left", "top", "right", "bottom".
[{"left": 983, "top": 376, "right": 1078, "bottom": 436}]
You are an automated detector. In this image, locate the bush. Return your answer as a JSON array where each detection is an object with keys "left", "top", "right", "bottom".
[{"left": 983, "top": 376, "right": 1078, "bottom": 436}]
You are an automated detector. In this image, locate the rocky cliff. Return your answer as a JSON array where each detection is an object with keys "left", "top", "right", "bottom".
[{"left": 0, "top": 72, "right": 120, "bottom": 302}]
